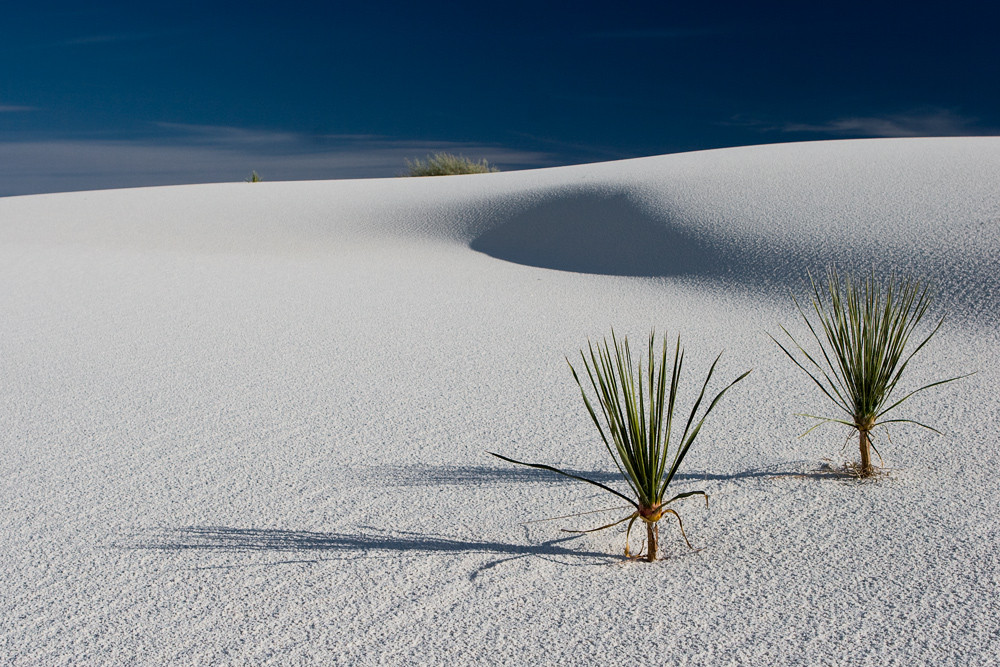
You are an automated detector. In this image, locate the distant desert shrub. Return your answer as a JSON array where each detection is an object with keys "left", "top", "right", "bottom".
[
  {"left": 245, "top": 171, "right": 262, "bottom": 183},
  {"left": 771, "top": 268, "right": 966, "bottom": 477},
  {"left": 404, "top": 153, "right": 499, "bottom": 176},
  {"left": 492, "top": 331, "right": 749, "bottom": 561}
]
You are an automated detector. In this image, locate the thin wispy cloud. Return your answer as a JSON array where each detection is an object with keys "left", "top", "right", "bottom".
[
  {"left": 0, "top": 124, "right": 554, "bottom": 197},
  {"left": 586, "top": 26, "right": 733, "bottom": 40},
  {"left": 63, "top": 32, "right": 153, "bottom": 46},
  {"left": 0, "top": 105, "right": 37, "bottom": 112},
  {"left": 154, "top": 123, "right": 304, "bottom": 147},
  {"left": 780, "top": 110, "right": 993, "bottom": 137},
  {"left": 506, "top": 129, "right": 633, "bottom": 160},
  {"left": 154, "top": 123, "right": 552, "bottom": 161}
]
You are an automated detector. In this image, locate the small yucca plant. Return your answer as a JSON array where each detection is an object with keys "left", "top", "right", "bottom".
[
  {"left": 404, "top": 152, "right": 499, "bottom": 176},
  {"left": 492, "top": 331, "right": 749, "bottom": 562},
  {"left": 245, "top": 170, "right": 262, "bottom": 183},
  {"left": 771, "top": 268, "right": 965, "bottom": 477}
]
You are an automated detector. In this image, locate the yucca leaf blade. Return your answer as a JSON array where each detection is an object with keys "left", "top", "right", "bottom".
[{"left": 488, "top": 452, "right": 638, "bottom": 508}]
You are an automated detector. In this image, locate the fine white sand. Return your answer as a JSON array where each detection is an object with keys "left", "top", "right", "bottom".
[{"left": 1, "top": 137, "right": 998, "bottom": 664}]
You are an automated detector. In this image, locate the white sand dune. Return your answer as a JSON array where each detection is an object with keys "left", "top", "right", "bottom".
[{"left": 1, "top": 137, "right": 998, "bottom": 664}]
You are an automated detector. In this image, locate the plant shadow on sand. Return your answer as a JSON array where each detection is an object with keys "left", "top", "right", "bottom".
[
  {"left": 130, "top": 462, "right": 864, "bottom": 578},
  {"left": 376, "top": 461, "right": 853, "bottom": 487},
  {"left": 133, "top": 526, "right": 617, "bottom": 579},
  {"left": 684, "top": 461, "right": 872, "bottom": 483}
]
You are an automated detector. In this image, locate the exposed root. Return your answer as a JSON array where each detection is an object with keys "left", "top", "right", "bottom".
[
  {"left": 624, "top": 514, "right": 641, "bottom": 558},
  {"left": 553, "top": 501, "right": 701, "bottom": 562},
  {"left": 841, "top": 460, "right": 894, "bottom": 482},
  {"left": 817, "top": 458, "right": 895, "bottom": 483},
  {"left": 661, "top": 508, "right": 692, "bottom": 549}
]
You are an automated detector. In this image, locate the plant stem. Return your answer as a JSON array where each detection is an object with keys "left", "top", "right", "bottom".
[
  {"left": 646, "top": 521, "right": 659, "bottom": 562},
  {"left": 859, "top": 429, "right": 872, "bottom": 476}
]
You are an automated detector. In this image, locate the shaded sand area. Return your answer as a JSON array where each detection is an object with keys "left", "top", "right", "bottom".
[{"left": 1, "top": 138, "right": 998, "bottom": 664}]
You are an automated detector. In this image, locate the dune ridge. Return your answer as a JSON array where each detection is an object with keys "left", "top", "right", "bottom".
[{"left": 4, "top": 137, "right": 997, "bottom": 318}]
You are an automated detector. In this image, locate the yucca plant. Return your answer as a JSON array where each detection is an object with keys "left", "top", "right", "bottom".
[
  {"left": 771, "top": 268, "right": 965, "bottom": 477},
  {"left": 492, "top": 331, "right": 749, "bottom": 562},
  {"left": 245, "top": 170, "right": 262, "bottom": 183}
]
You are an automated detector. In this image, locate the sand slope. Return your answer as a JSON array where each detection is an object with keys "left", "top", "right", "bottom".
[{"left": 1, "top": 138, "right": 998, "bottom": 664}]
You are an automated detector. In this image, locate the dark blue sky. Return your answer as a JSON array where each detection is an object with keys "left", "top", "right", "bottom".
[{"left": 2, "top": 1, "right": 998, "bottom": 196}]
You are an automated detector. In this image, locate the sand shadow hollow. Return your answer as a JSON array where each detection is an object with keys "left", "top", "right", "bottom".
[{"left": 469, "top": 191, "right": 721, "bottom": 278}]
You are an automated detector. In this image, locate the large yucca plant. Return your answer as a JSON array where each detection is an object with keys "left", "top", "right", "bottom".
[
  {"left": 771, "top": 268, "right": 965, "bottom": 477},
  {"left": 492, "top": 331, "right": 749, "bottom": 562}
]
